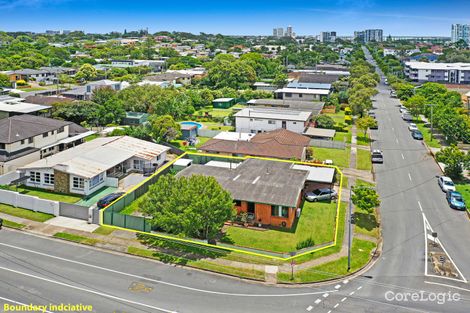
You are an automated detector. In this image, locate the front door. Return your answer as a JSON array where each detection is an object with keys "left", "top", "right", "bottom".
[{"left": 282, "top": 121, "right": 287, "bottom": 129}]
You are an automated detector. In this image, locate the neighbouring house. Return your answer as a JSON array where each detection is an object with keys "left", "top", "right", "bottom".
[
  {"left": 275, "top": 88, "right": 330, "bottom": 101},
  {"left": 0, "top": 96, "right": 52, "bottom": 119},
  {"left": 213, "top": 131, "right": 255, "bottom": 141},
  {"left": 3, "top": 67, "right": 76, "bottom": 84},
  {"left": 297, "top": 73, "right": 343, "bottom": 83},
  {"left": 247, "top": 99, "right": 324, "bottom": 114},
  {"left": 61, "top": 80, "right": 125, "bottom": 100},
  {"left": 199, "top": 129, "right": 311, "bottom": 161},
  {"left": 122, "top": 112, "right": 149, "bottom": 125},
  {"left": 176, "top": 158, "right": 309, "bottom": 228},
  {"left": 286, "top": 80, "right": 332, "bottom": 90},
  {"left": 24, "top": 95, "right": 73, "bottom": 107},
  {"left": 0, "top": 115, "right": 93, "bottom": 175},
  {"left": 234, "top": 107, "right": 312, "bottom": 134},
  {"left": 212, "top": 98, "right": 237, "bottom": 109},
  {"left": 109, "top": 59, "right": 165, "bottom": 71},
  {"left": 253, "top": 82, "right": 277, "bottom": 91},
  {"left": 404, "top": 61, "right": 470, "bottom": 84},
  {"left": 17, "top": 136, "right": 170, "bottom": 196},
  {"left": 144, "top": 72, "right": 192, "bottom": 86}
]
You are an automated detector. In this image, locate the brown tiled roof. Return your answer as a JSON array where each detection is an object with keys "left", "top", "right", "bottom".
[
  {"left": 25, "top": 95, "right": 73, "bottom": 106},
  {"left": 200, "top": 129, "right": 310, "bottom": 160},
  {"left": 250, "top": 128, "right": 310, "bottom": 146}
]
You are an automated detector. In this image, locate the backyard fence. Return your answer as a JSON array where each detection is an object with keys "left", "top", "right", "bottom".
[
  {"left": 310, "top": 139, "right": 346, "bottom": 150},
  {"left": 0, "top": 189, "right": 59, "bottom": 216},
  {"left": 59, "top": 202, "right": 90, "bottom": 221},
  {"left": 198, "top": 129, "right": 222, "bottom": 138}
]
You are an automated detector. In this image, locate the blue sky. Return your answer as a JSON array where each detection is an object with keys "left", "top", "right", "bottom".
[{"left": 0, "top": 0, "right": 468, "bottom": 36}]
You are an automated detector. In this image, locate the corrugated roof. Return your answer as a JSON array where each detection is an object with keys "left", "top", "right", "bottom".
[
  {"left": 176, "top": 159, "right": 308, "bottom": 207},
  {"left": 19, "top": 136, "right": 169, "bottom": 178},
  {"left": 234, "top": 107, "right": 312, "bottom": 121},
  {"left": 275, "top": 88, "right": 331, "bottom": 95},
  {"left": 292, "top": 165, "right": 335, "bottom": 183},
  {"left": 303, "top": 127, "right": 336, "bottom": 138}
]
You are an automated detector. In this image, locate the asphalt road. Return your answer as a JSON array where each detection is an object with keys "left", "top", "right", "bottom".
[{"left": 1, "top": 51, "right": 470, "bottom": 312}]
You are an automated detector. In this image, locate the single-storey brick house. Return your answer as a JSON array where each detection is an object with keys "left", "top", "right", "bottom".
[{"left": 176, "top": 158, "right": 309, "bottom": 228}]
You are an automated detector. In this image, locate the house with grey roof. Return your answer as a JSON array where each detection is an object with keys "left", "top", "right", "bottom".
[
  {"left": 0, "top": 96, "right": 52, "bottom": 119},
  {"left": 61, "top": 80, "right": 125, "bottom": 100},
  {"left": 0, "top": 115, "right": 93, "bottom": 175},
  {"left": 177, "top": 158, "right": 309, "bottom": 228}
]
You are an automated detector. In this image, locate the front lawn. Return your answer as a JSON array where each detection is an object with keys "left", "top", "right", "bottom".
[
  {"left": 356, "top": 149, "right": 372, "bottom": 171},
  {"left": 6, "top": 186, "right": 81, "bottom": 203},
  {"left": 0, "top": 203, "right": 54, "bottom": 222},
  {"left": 311, "top": 147, "right": 351, "bottom": 168},
  {"left": 224, "top": 201, "right": 339, "bottom": 253},
  {"left": 277, "top": 239, "right": 376, "bottom": 283},
  {"left": 356, "top": 133, "right": 371, "bottom": 146},
  {"left": 333, "top": 131, "right": 352, "bottom": 144}
]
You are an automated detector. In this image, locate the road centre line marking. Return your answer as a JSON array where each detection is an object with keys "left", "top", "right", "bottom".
[
  {"left": 349, "top": 291, "right": 355, "bottom": 296},
  {"left": 314, "top": 299, "right": 321, "bottom": 304},
  {"left": 341, "top": 297, "right": 347, "bottom": 302},
  {"left": 418, "top": 201, "right": 423, "bottom": 212},
  {"left": 357, "top": 286, "right": 362, "bottom": 290},
  {"left": 323, "top": 293, "right": 329, "bottom": 298},
  {"left": 306, "top": 305, "right": 313, "bottom": 311},
  {"left": 408, "top": 173, "right": 412, "bottom": 181},
  {"left": 335, "top": 284, "right": 341, "bottom": 289},
  {"left": 0, "top": 296, "right": 55, "bottom": 313},
  {"left": 401, "top": 153, "right": 405, "bottom": 160},
  {"left": 334, "top": 303, "right": 339, "bottom": 308},
  {"left": 0, "top": 266, "right": 176, "bottom": 313},
  {"left": 0, "top": 242, "right": 337, "bottom": 297},
  {"left": 396, "top": 138, "right": 399, "bottom": 144}
]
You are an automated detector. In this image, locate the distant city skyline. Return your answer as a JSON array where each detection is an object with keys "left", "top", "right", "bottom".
[{"left": 0, "top": 0, "right": 469, "bottom": 36}]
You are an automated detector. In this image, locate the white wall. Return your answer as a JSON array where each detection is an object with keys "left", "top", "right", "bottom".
[
  {"left": 282, "top": 93, "right": 321, "bottom": 101},
  {"left": 0, "top": 189, "right": 59, "bottom": 216},
  {"left": 24, "top": 168, "right": 55, "bottom": 190},
  {"left": 5, "top": 125, "right": 70, "bottom": 154},
  {"left": 235, "top": 117, "right": 307, "bottom": 134}
]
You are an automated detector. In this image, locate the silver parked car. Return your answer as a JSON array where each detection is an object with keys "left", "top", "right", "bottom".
[
  {"left": 438, "top": 176, "right": 456, "bottom": 193},
  {"left": 371, "top": 149, "right": 384, "bottom": 163},
  {"left": 305, "top": 188, "right": 337, "bottom": 202}
]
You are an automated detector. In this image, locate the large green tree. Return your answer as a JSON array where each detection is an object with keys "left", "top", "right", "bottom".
[
  {"left": 75, "top": 63, "right": 98, "bottom": 82},
  {"left": 141, "top": 174, "right": 234, "bottom": 242},
  {"left": 352, "top": 186, "right": 380, "bottom": 213},
  {"left": 148, "top": 114, "right": 182, "bottom": 142},
  {"left": 436, "top": 145, "right": 470, "bottom": 179}
]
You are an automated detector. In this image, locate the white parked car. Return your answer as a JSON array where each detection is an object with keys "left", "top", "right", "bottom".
[
  {"left": 408, "top": 123, "right": 418, "bottom": 132},
  {"left": 438, "top": 176, "right": 456, "bottom": 193}
]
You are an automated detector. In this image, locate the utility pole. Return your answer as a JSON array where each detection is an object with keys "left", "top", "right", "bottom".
[
  {"left": 427, "top": 103, "right": 435, "bottom": 142},
  {"left": 348, "top": 187, "right": 352, "bottom": 271}
]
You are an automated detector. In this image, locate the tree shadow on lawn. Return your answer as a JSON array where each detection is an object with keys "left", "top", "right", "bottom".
[
  {"left": 354, "top": 211, "right": 379, "bottom": 232},
  {"left": 137, "top": 234, "right": 229, "bottom": 265}
]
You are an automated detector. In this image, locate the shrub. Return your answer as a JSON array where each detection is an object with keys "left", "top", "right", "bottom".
[
  {"left": 38, "top": 81, "right": 46, "bottom": 86},
  {"left": 296, "top": 237, "right": 315, "bottom": 250},
  {"left": 345, "top": 115, "right": 353, "bottom": 124},
  {"left": 16, "top": 79, "right": 28, "bottom": 86}
]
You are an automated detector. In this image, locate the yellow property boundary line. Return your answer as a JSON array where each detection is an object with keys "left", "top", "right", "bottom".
[{"left": 100, "top": 152, "right": 344, "bottom": 261}]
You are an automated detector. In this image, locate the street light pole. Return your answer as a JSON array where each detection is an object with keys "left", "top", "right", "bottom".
[
  {"left": 348, "top": 187, "right": 352, "bottom": 271},
  {"left": 430, "top": 104, "right": 434, "bottom": 142}
]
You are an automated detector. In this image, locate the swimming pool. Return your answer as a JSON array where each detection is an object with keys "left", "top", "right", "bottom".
[{"left": 180, "top": 121, "right": 203, "bottom": 129}]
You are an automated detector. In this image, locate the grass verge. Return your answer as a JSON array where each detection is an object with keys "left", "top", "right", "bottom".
[
  {"left": 356, "top": 149, "right": 372, "bottom": 171},
  {"left": 92, "top": 226, "right": 115, "bottom": 235},
  {"left": 416, "top": 122, "right": 441, "bottom": 149},
  {"left": 0, "top": 203, "right": 54, "bottom": 222},
  {"left": 312, "top": 147, "right": 351, "bottom": 168},
  {"left": 127, "top": 246, "right": 265, "bottom": 280},
  {"left": 3, "top": 219, "right": 26, "bottom": 229},
  {"left": 53, "top": 232, "right": 99, "bottom": 246},
  {"left": 277, "top": 239, "right": 376, "bottom": 283},
  {"left": 4, "top": 185, "right": 81, "bottom": 203}
]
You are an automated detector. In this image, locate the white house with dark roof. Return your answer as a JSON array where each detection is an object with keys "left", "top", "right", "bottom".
[
  {"left": 18, "top": 136, "right": 169, "bottom": 196},
  {"left": 0, "top": 115, "right": 93, "bottom": 175}
]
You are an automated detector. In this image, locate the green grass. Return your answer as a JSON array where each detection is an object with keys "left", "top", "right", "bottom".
[
  {"left": 6, "top": 186, "right": 81, "bottom": 203},
  {"left": 3, "top": 219, "right": 26, "bottom": 229},
  {"left": 53, "top": 232, "right": 99, "bottom": 245},
  {"left": 356, "top": 149, "right": 372, "bottom": 171},
  {"left": 195, "top": 137, "right": 212, "bottom": 148},
  {"left": 0, "top": 203, "right": 54, "bottom": 222},
  {"left": 277, "top": 239, "right": 376, "bottom": 283},
  {"left": 92, "top": 226, "right": 115, "bottom": 235},
  {"left": 326, "top": 111, "right": 346, "bottom": 124},
  {"left": 120, "top": 196, "right": 144, "bottom": 215},
  {"left": 224, "top": 201, "right": 338, "bottom": 253},
  {"left": 354, "top": 206, "right": 379, "bottom": 238},
  {"left": 416, "top": 122, "right": 441, "bottom": 149},
  {"left": 455, "top": 182, "right": 470, "bottom": 213},
  {"left": 355, "top": 179, "right": 375, "bottom": 187},
  {"left": 333, "top": 131, "right": 352, "bottom": 144},
  {"left": 84, "top": 133, "right": 100, "bottom": 142},
  {"left": 356, "top": 133, "right": 371, "bottom": 146},
  {"left": 127, "top": 246, "right": 265, "bottom": 280},
  {"left": 311, "top": 147, "right": 351, "bottom": 168}
]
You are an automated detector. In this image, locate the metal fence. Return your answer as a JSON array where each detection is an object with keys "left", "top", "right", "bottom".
[
  {"left": 59, "top": 202, "right": 89, "bottom": 221},
  {"left": 102, "top": 154, "right": 244, "bottom": 232},
  {"left": 309, "top": 139, "right": 346, "bottom": 149}
]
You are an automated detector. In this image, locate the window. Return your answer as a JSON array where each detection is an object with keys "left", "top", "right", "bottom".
[
  {"left": 28, "top": 137, "right": 33, "bottom": 144},
  {"left": 72, "top": 177, "right": 84, "bottom": 189},
  {"left": 30, "top": 171, "right": 41, "bottom": 183},
  {"left": 271, "top": 205, "right": 289, "bottom": 218},
  {"left": 20, "top": 140, "right": 25, "bottom": 145},
  {"left": 298, "top": 94, "right": 303, "bottom": 98},
  {"left": 285, "top": 93, "right": 292, "bottom": 97},
  {"left": 0, "top": 143, "right": 5, "bottom": 150},
  {"left": 89, "top": 173, "right": 104, "bottom": 189},
  {"left": 133, "top": 159, "right": 145, "bottom": 170},
  {"left": 57, "top": 127, "right": 64, "bottom": 133},
  {"left": 44, "top": 173, "right": 54, "bottom": 185},
  {"left": 268, "top": 120, "right": 276, "bottom": 124},
  {"left": 42, "top": 132, "right": 49, "bottom": 138},
  {"left": 234, "top": 200, "right": 242, "bottom": 207}
]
